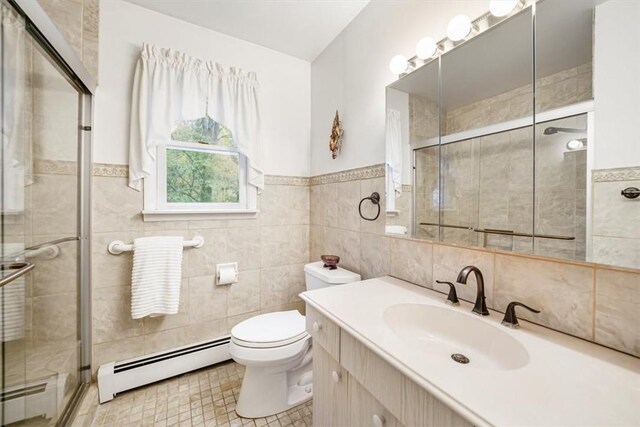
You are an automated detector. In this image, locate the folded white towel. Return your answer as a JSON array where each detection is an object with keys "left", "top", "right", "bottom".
[{"left": 131, "top": 236, "right": 184, "bottom": 319}]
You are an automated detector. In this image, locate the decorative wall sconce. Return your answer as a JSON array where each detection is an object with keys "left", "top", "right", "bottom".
[{"left": 329, "top": 110, "right": 343, "bottom": 159}]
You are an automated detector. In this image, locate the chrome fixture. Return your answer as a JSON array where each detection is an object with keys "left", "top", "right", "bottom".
[
  {"left": 436, "top": 280, "right": 460, "bottom": 306},
  {"left": 501, "top": 301, "right": 540, "bottom": 328},
  {"left": 456, "top": 266, "right": 489, "bottom": 316}
]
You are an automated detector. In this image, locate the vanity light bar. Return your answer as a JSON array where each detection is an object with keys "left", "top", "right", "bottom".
[{"left": 389, "top": 0, "right": 531, "bottom": 77}]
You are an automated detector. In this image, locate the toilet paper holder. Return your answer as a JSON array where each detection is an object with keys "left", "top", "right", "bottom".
[{"left": 216, "top": 262, "right": 238, "bottom": 285}]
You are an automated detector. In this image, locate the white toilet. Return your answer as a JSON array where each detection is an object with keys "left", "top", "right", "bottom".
[{"left": 230, "top": 261, "right": 361, "bottom": 418}]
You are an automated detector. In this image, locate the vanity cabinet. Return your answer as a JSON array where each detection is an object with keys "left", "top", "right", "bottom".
[
  {"left": 307, "top": 305, "right": 472, "bottom": 427},
  {"left": 312, "top": 345, "right": 349, "bottom": 426}
]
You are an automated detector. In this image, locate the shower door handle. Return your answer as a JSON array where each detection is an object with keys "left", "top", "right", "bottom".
[{"left": 0, "top": 262, "right": 35, "bottom": 288}]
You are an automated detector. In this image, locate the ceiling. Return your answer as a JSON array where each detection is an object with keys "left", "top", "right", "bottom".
[{"left": 123, "top": 0, "right": 370, "bottom": 61}]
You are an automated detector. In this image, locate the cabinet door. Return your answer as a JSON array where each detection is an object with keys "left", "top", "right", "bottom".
[
  {"left": 313, "top": 345, "right": 349, "bottom": 427},
  {"left": 341, "top": 331, "right": 403, "bottom": 418},
  {"left": 349, "top": 377, "right": 403, "bottom": 427}
]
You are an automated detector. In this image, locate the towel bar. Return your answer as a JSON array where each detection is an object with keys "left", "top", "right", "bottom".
[{"left": 108, "top": 236, "right": 205, "bottom": 255}]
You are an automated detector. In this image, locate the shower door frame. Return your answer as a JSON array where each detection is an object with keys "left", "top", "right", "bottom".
[{"left": 7, "top": 0, "right": 95, "bottom": 424}]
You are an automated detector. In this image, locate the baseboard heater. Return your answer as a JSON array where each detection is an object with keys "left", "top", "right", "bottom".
[
  {"left": 98, "top": 336, "right": 231, "bottom": 403},
  {"left": 1, "top": 374, "right": 68, "bottom": 425}
]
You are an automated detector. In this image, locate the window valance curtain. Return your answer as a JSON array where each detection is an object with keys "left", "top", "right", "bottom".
[{"left": 128, "top": 43, "right": 264, "bottom": 191}]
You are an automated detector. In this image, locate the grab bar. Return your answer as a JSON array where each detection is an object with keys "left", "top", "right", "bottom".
[
  {"left": 1, "top": 237, "right": 77, "bottom": 262},
  {"left": 108, "top": 235, "right": 205, "bottom": 255},
  {"left": 0, "top": 262, "right": 35, "bottom": 288}
]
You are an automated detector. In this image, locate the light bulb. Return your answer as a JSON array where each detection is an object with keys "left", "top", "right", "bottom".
[
  {"left": 389, "top": 55, "right": 409, "bottom": 75},
  {"left": 566, "top": 139, "right": 584, "bottom": 151},
  {"left": 447, "top": 15, "right": 473, "bottom": 42},
  {"left": 416, "top": 37, "right": 438, "bottom": 60},
  {"left": 489, "top": 0, "right": 520, "bottom": 17}
]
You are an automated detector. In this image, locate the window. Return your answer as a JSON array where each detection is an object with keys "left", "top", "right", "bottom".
[{"left": 143, "top": 116, "right": 257, "bottom": 220}]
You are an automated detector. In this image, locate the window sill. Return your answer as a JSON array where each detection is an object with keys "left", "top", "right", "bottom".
[{"left": 142, "top": 209, "right": 259, "bottom": 222}]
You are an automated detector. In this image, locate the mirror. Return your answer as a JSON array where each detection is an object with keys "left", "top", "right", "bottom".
[{"left": 385, "top": 0, "right": 640, "bottom": 271}]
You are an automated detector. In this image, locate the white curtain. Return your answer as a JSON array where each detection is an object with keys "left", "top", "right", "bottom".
[
  {"left": 1, "top": 4, "right": 27, "bottom": 213},
  {"left": 129, "top": 44, "right": 263, "bottom": 191},
  {"left": 386, "top": 108, "right": 402, "bottom": 195}
]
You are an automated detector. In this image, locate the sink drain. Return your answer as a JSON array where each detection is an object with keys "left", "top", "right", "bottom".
[{"left": 451, "top": 353, "right": 470, "bottom": 364}]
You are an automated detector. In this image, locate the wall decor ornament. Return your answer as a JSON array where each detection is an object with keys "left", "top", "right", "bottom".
[{"left": 329, "top": 110, "right": 343, "bottom": 159}]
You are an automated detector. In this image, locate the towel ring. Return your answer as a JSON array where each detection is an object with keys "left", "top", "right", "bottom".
[
  {"left": 621, "top": 187, "right": 640, "bottom": 199},
  {"left": 359, "top": 192, "right": 381, "bottom": 221}
]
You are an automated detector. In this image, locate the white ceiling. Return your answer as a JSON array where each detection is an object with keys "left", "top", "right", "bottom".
[{"left": 123, "top": 0, "right": 370, "bottom": 61}]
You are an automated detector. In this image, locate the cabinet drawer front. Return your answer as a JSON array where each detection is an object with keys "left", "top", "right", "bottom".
[
  {"left": 341, "top": 331, "right": 403, "bottom": 419},
  {"left": 306, "top": 304, "right": 341, "bottom": 360},
  {"left": 349, "top": 376, "right": 403, "bottom": 427},
  {"left": 313, "top": 345, "right": 349, "bottom": 427}
]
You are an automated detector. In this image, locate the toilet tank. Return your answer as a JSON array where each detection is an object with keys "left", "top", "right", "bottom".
[{"left": 304, "top": 261, "right": 361, "bottom": 291}]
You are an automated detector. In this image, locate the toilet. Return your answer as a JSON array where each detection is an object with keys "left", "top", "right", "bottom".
[{"left": 229, "top": 261, "right": 361, "bottom": 418}]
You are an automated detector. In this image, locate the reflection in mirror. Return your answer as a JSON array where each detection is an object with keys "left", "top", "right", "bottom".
[
  {"left": 386, "top": 58, "right": 439, "bottom": 237},
  {"left": 385, "top": 0, "right": 640, "bottom": 270},
  {"left": 534, "top": 114, "right": 587, "bottom": 261},
  {"left": 441, "top": 8, "right": 533, "bottom": 137}
]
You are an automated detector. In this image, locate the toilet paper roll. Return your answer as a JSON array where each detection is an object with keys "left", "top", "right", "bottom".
[{"left": 218, "top": 265, "right": 238, "bottom": 285}]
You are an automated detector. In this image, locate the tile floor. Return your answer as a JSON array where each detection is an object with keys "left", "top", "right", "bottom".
[{"left": 72, "top": 361, "right": 313, "bottom": 427}]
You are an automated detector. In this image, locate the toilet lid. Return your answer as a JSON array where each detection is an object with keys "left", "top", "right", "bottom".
[{"left": 231, "top": 310, "right": 308, "bottom": 348}]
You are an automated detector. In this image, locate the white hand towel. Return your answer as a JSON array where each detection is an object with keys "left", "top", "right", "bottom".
[{"left": 131, "top": 236, "right": 184, "bottom": 319}]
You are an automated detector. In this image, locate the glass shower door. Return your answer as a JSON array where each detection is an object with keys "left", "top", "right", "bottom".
[{"left": 1, "top": 2, "right": 85, "bottom": 424}]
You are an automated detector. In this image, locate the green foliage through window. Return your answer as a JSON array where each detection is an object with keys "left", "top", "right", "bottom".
[
  {"left": 171, "top": 116, "right": 234, "bottom": 148},
  {"left": 167, "top": 116, "right": 239, "bottom": 204},
  {"left": 166, "top": 149, "right": 239, "bottom": 204}
]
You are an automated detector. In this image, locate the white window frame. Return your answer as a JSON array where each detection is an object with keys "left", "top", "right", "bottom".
[{"left": 142, "top": 138, "right": 258, "bottom": 221}]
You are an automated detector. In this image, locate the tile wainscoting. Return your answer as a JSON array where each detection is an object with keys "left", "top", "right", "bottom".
[
  {"left": 592, "top": 166, "right": 640, "bottom": 270},
  {"left": 89, "top": 161, "right": 638, "bottom": 378},
  {"left": 309, "top": 164, "right": 640, "bottom": 357},
  {"left": 91, "top": 165, "right": 310, "bottom": 375}
]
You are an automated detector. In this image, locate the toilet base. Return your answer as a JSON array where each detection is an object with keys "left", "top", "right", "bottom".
[{"left": 235, "top": 355, "right": 313, "bottom": 418}]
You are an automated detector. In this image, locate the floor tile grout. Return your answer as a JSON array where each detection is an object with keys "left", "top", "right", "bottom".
[{"left": 72, "top": 361, "right": 312, "bottom": 427}]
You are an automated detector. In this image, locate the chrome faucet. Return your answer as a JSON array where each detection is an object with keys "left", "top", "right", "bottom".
[{"left": 456, "top": 265, "right": 489, "bottom": 316}]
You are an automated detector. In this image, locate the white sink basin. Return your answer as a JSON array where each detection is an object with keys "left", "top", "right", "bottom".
[{"left": 383, "top": 303, "right": 529, "bottom": 370}]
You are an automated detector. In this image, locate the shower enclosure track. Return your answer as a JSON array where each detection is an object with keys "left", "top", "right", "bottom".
[{"left": 419, "top": 223, "right": 575, "bottom": 240}]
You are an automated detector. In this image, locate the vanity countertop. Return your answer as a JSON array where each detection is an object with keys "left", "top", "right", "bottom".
[{"left": 300, "top": 276, "right": 640, "bottom": 427}]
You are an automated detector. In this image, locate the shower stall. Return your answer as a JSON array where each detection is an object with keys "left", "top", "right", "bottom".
[{"left": 1, "top": 1, "right": 93, "bottom": 425}]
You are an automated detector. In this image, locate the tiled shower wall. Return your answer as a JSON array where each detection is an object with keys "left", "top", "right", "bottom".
[
  {"left": 309, "top": 164, "right": 639, "bottom": 357},
  {"left": 91, "top": 170, "right": 309, "bottom": 374},
  {"left": 38, "top": 0, "right": 99, "bottom": 79}
]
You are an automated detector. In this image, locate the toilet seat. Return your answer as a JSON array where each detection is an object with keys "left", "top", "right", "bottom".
[{"left": 231, "top": 310, "right": 308, "bottom": 349}]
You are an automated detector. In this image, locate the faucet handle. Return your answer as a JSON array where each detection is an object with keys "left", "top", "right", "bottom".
[
  {"left": 436, "top": 280, "right": 460, "bottom": 306},
  {"left": 501, "top": 301, "right": 541, "bottom": 329}
]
